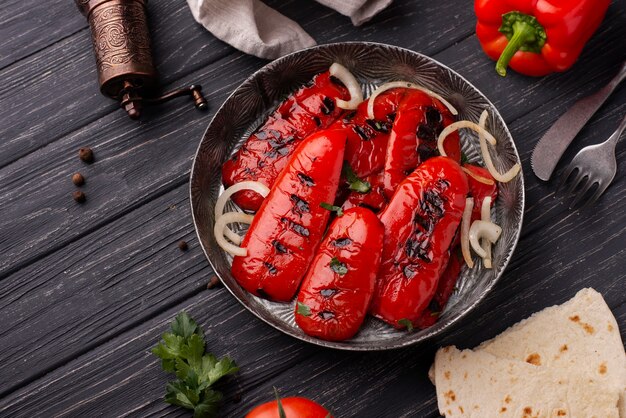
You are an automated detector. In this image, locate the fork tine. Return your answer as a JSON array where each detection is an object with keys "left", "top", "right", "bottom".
[
  {"left": 555, "top": 165, "right": 577, "bottom": 197},
  {"left": 564, "top": 170, "right": 586, "bottom": 198},
  {"left": 569, "top": 178, "right": 595, "bottom": 209},
  {"left": 581, "top": 181, "right": 609, "bottom": 210}
]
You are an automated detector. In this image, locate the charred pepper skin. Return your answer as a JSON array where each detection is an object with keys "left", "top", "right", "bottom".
[
  {"left": 382, "top": 90, "right": 460, "bottom": 199},
  {"left": 416, "top": 164, "right": 497, "bottom": 328},
  {"left": 222, "top": 71, "right": 348, "bottom": 211},
  {"left": 338, "top": 88, "right": 406, "bottom": 178},
  {"left": 231, "top": 130, "right": 347, "bottom": 302},
  {"left": 295, "top": 207, "right": 384, "bottom": 341},
  {"left": 370, "top": 157, "right": 469, "bottom": 328},
  {"left": 414, "top": 249, "right": 464, "bottom": 329},
  {"left": 475, "top": 0, "right": 610, "bottom": 76}
]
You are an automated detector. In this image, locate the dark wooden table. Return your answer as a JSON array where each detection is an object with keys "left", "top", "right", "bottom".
[{"left": 1, "top": 1, "right": 624, "bottom": 416}]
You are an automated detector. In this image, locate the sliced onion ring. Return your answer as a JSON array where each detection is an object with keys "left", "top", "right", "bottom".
[
  {"left": 215, "top": 181, "right": 269, "bottom": 243},
  {"left": 214, "top": 212, "right": 254, "bottom": 257},
  {"left": 461, "top": 197, "right": 474, "bottom": 268},
  {"left": 469, "top": 220, "right": 502, "bottom": 259},
  {"left": 480, "top": 196, "right": 493, "bottom": 269},
  {"left": 330, "top": 63, "right": 363, "bottom": 110},
  {"left": 438, "top": 120, "right": 497, "bottom": 158},
  {"left": 477, "top": 110, "right": 521, "bottom": 183},
  {"left": 461, "top": 166, "right": 495, "bottom": 185},
  {"left": 367, "top": 81, "right": 458, "bottom": 120}
]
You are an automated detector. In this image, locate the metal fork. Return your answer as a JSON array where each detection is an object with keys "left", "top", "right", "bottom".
[{"left": 557, "top": 113, "right": 626, "bottom": 209}]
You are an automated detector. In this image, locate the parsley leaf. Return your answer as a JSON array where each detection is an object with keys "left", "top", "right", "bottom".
[
  {"left": 171, "top": 310, "right": 203, "bottom": 339},
  {"left": 296, "top": 302, "right": 312, "bottom": 317},
  {"left": 397, "top": 318, "right": 414, "bottom": 332},
  {"left": 320, "top": 202, "right": 344, "bottom": 216},
  {"left": 460, "top": 152, "right": 470, "bottom": 165},
  {"left": 342, "top": 162, "right": 371, "bottom": 193},
  {"left": 152, "top": 312, "right": 239, "bottom": 418},
  {"left": 329, "top": 257, "right": 348, "bottom": 275}
]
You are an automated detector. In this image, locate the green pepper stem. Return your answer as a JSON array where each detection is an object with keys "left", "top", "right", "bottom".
[{"left": 496, "top": 21, "right": 537, "bottom": 77}]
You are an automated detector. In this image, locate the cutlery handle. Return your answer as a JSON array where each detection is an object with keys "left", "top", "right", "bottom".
[
  {"left": 608, "top": 114, "right": 626, "bottom": 146},
  {"left": 531, "top": 61, "right": 626, "bottom": 181},
  {"left": 582, "top": 61, "right": 626, "bottom": 114},
  {"left": 611, "top": 60, "right": 626, "bottom": 87}
]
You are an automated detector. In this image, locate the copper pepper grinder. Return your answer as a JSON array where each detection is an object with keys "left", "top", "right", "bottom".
[{"left": 76, "top": 0, "right": 207, "bottom": 119}]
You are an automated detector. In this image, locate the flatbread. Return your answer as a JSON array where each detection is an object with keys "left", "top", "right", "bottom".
[
  {"left": 476, "top": 288, "right": 626, "bottom": 416},
  {"left": 434, "top": 346, "right": 620, "bottom": 418}
]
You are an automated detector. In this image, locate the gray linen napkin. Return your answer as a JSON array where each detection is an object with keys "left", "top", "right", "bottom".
[{"left": 186, "top": 0, "right": 393, "bottom": 59}]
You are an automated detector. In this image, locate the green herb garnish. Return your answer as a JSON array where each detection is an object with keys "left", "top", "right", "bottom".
[
  {"left": 152, "top": 312, "right": 239, "bottom": 418},
  {"left": 329, "top": 257, "right": 348, "bottom": 275},
  {"left": 397, "top": 318, "right": 414, "bottom": 332},
  {"left": 460, "top": 152, "right": 470, "bottom": 165},
  {"left": 296, "top": 302, "right": 312, "bottom": 317},
  {"left": 342, "top": 162, "right": 371, "bottom": 193},
  {"left": 320, "top": 202, "right": 344, "bottom": 216}
]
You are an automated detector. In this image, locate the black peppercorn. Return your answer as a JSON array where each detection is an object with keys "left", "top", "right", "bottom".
[
  {"left": 78, "top": 147, "right": 94, "bottom": 163},
  {"left": 207, "top": 276, "right": 221, "bottom": 289},
  {"left": 178, "top": 240, "right": 188, "bottom": 251},
  {"left": 73, "top": 191, "right": 86, "bottom": 203},
  {"left": 72, "top": 172, "right": 85, "bottom": 186}
]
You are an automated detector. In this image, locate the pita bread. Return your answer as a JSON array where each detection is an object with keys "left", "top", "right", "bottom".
[
  {"left": 476, "top": 288, "right": 626, "bottom": 416},
  {"left": 434, "top": 346, "right": 620, "bottom": 418},
  {"left": 430, "top": 288, "right": 626, "bottom": 417}
]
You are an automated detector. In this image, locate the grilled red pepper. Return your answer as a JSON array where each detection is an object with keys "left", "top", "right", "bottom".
[
  {"left": 295, "top": 207, "right": 384, "bottom": 341},
  {"left": 370, "top": 156, "right": 469, "bottom": 328},
  {"left": 231, "top": 130, "right": 346, "bottom": 302},
  {"left": 382, "top": 90, "right": 460, "bottom": 199},
  {"left": 341, "top": 171, "right": 387, "bottom": 213},
  {"left": 414, "top": 249, "right": 464, "bottom": 329},
  {"left": 415, "top": 165, "right": 497, "bottom": 328},
  {"left": 338, "top": 88, "right": 406, "bottom": 178},
  {"left": 475, "top": 0, "right": 610, "bottom": 77},
  {"left": 222, "top": 71, "right": 348, "bottom": 211}
]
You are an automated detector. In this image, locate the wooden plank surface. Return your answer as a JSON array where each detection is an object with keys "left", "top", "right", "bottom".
[{"left": 0, "top": 0, "right": 624, "bottom": 416}]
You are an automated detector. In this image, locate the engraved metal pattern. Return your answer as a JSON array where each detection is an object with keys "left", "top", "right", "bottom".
[
  {"left": 190, "top": 42, "right": 525, "bottom": 351},
  {"left": 89, "top": 2, "right": 152, "bottom": 71}
]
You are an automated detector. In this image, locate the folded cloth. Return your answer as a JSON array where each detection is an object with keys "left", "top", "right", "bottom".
[{"left": 186, "top": 0, "right": 393, "bottom": 59}]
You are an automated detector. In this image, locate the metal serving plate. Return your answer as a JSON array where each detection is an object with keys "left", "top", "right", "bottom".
[{"left": 190, "top": 42, "right": 524, "bottom": 350}]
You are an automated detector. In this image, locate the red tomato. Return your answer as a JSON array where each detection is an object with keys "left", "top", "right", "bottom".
[{"left": 246, "top": 397, "right": 332, "bottom": 418}]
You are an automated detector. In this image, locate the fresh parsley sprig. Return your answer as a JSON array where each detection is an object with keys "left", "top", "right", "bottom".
[
  {"left": 152, "top": 312, "right": 239, "bottom": 418},
  {"left": 320, "top": 202, "right": 344, "bottom": 216}
]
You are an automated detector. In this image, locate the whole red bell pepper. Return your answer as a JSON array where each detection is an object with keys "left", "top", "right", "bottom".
[
  {"left": 295, "top": 207, "right": 384, "bottom": 341},
  {"left": 222, "top": 71, "right": 348, "bottom": 211},
  {"left": 370, "top": 156, "right": 468, "bottom": 328},
  {"left": 382, "top": 90, "right": 460, "bottom": 199},
  {"left": 231, "top": 130, "right": 347, "bottom": 302},
  {"left": 475, "top": 0, "right": 610, "bottom": 77}
]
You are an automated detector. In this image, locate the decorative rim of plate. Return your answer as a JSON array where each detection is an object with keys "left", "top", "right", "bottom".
[{"left": 190, "top": 41, "right": 525, "bottom": 351}]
